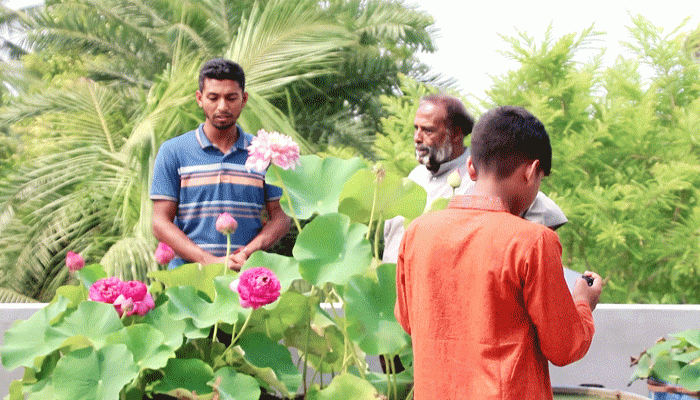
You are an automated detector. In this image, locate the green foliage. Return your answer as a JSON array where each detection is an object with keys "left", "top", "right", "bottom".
[{"left": 477, "top": 17, "right": 700, "bottom": 304}]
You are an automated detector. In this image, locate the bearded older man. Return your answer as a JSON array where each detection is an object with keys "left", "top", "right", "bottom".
[{"left": 382, "top": 94, "right": 569, "bottom": 263}]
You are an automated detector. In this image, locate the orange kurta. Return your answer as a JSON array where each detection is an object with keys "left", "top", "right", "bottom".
[{"left": 395, "top": 195, "right": 594, "bottom": 400}]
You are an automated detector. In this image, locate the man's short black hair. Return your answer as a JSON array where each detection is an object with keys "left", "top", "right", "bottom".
[
  {"left": 198, "top": 58, "right": 245, "bottom": 91},
  {"left": 470, "top": 106, "right": 552, "bottom": 179},
  {"left": 421, "top": 94, "right": 474, "bottom": 136}
]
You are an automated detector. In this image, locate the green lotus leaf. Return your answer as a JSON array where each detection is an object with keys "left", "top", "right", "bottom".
[
  {"left": 629, "top": 353, "right": 652, "bottom": 384},
  {"left": 105, "top": 324, "right": 174, "bottom": 370},
  {"left": 52, "top": 344, "right": 139, "bottom": 400},
  {"left": 248, "top": 290, "right": 313, "bottom": 341},
  {"left": 651, "top": 352, "right": 683, "bottom": 383},
  {"left": 285, "top": 324, "right": 345, "bottom": 373},
  {"left": 76, "top": 264, "right": 107, "bottom": 290},
  {"left": 165, "top": 275, "right": 243, "bottom": 329},
  {"left": 242, "top": 251, "right": 303, "bottom": 291},
  {"left": 426, "top": 196, "right": 450, "bottom": 213},
  {"left": 337, "top": 169, "right": 426, "bottom": 225},
  {"left": 293, "top": 213, "right": 372, "bottom": 286},
  {"left": 679, "top": 363, "right": 700, "bottom": 391},
  {"left": 54, "top": 284, "right": 87, "bottom": 307},
  {"left": 184, "top": 318, "right": 213, "bottom": 340},
  {"left": 344, "top": 263, "right": 410, "bottom": 355},
  {"left": 177, "top": 338, "right": 227, "bottom": 368},
  {"left": 152, "top": 358, "right": 214, "bottom": 396},
  {"left": 238, "top": 332, "right": 302, "bottom": 397},
  {"left": 53, "top": 301, "right": 124, "bottom": 349},
  {"left": 266, "top": 155, "right": 366, "bottom": 220},
  {"left": 1, "top": 297, "right": 70, "bottom": 370},
  {"left": 13, "top": 350, "right": 60, "bottom": 400},
  {"left": 306, "top": 372, "right": 381, "bottom": 400},
  {"left": 210, "top": 367, "right": 261, "bottom": 400},
  {"left": 148, "top": 263, "right": 224, "bottom": 300},
  {"left": 140, "top": 304, "right": 187, "bottom": 350},
  {"left": 672, "top": 329, "right": 700, "bottom": 349}
]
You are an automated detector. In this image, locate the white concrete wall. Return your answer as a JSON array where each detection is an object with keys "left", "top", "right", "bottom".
[
  {"left": 0, "top": 304, "right": 47, "bottom": 397},
  {"left": 3, "top": 303, "right": 700, "bottom": 398},
  {"left": 550, "top": 304, "right": 700, "bottom": 397}
]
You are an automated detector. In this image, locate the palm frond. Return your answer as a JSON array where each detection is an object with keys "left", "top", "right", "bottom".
[
  {"left": 0, "top": 288, "right": 40, "bottom": 303},
  {"left": 228, "top": 0, "right": 352, "bottom": 97}
]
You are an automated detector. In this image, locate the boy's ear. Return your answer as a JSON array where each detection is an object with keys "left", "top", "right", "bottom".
[
  {"left": 467, "top": 156, "right": 478, "bottom": 181},
  {"left": 524, "top": 160, "right": 541, "bottom": 183}
]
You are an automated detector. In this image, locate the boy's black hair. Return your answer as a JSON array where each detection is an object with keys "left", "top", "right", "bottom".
[
  {"left": 470, "top": 106, "right": 552, "bottom": 179},
  {"left": 421, "top": 94, "right": 475, "bottom": 136},
  {"left": 198, "top": 58, "right": 245, "bottom": 91}
]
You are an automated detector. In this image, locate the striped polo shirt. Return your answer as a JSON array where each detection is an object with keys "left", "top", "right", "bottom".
[{"left": 150, "top": 124, "right": 283, "bottom": 268}]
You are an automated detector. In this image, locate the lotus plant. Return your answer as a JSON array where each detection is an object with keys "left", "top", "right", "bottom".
[{"left": 2, "top": 132, "right": 425, "bottom": 400}]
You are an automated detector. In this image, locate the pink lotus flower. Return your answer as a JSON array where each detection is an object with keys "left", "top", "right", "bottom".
[
  {"left": 154, "top": 242, "right": 175, "bottom": 265},
  {"left": 89, "top": 277, "right": 155, "bottom": 317},
  {"left": 66, "top": 251, "right": 85, "bottom": 272},
  {"left": 230, "top": 267, "right": 281, "bottom": 309},
  {"left": 245, "top": 130, "right": 300, "bottom": 172},
  {"left": 216, "top": 212, "right": 238, "bottom": 235},
  {"left": 89, "top": 277, "right": 124, "bottom": 304}
]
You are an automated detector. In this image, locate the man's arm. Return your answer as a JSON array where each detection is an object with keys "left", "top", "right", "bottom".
[
  {"left": 152, "top": 199, "right": 221, "bottom": 265},
  {"left": 229, "top": 199, "right": 291, "bottom": 269}
]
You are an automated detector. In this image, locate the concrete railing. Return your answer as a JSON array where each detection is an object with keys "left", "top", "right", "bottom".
[{"left": 3, "top": 303, "right": 700, "bottom": 397}]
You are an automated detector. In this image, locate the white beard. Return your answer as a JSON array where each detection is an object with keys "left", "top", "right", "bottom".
[{"left": 415, "top": 140, "right": 453, "bottom": 169}]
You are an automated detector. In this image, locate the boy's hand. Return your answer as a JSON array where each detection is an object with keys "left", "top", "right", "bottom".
[{"left": 572, "top": 271, "right": 603, "bottom": 311}]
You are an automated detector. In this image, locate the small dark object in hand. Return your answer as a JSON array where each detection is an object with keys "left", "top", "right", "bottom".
[{"left": 582, "top": 275, "right": 594, "bottom": 286}]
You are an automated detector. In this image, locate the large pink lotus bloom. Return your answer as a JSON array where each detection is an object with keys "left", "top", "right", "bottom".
[
  {"left": 245, "top": 130, "right": 300, "bottom": 172},
  {"left": 66, "top": 251, "right": 85, "bottom": 272},
  {"left": 89, "top": 277, "right": 123, "bottom": 303},
  {"left": 154, "top": 242, "right": 175, "bottom": 265},
  {"left": 89, "top": 278, "right": 155, "bottom": 317},
  {"left": 216, "top": 212, "right": 238, "bottom": 235},
  {"left": 230, "top": 267, "right": 281, "bottom": 309},
  {"left": 119, "top": 280, "right": 148, "bottom": 300}
]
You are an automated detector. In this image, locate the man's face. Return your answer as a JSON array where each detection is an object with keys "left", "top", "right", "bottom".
[
  {"left": 413, "top": 102, "right": 454, "bottom": 171},
  {"left": 196, "top": 78, "right": 248, "bottom": 131}
]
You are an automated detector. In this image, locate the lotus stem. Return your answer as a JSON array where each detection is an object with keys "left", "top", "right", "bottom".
[
  {"left": 273, "top": 168, "right": 302, "bottom": 232},
  {"left": 366, "top": 175, "right": 380, "bottom": 240}
]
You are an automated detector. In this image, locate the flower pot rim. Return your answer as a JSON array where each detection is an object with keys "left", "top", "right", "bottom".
[{"left": 647, "top": 378, "right": 700, "bottom": 396}]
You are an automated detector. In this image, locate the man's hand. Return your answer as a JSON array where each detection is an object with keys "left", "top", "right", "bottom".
[
  {"left": 572, "top": 271, "right": 603, "bottom": 311},
  {"left": 227, "top": 248, "right": 248, "bottom": 271}
]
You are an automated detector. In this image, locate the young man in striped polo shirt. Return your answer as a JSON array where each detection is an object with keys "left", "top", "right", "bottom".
[{"left": 150, "top": 58, "right": 291, "bottom": 270}]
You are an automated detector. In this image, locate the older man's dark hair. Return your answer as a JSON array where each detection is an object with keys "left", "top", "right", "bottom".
[
  {"left": 198, "top": 58, "right": 245, "bottom": 91},
  {"left": 470, "top": 106, "right": 552, "bottom": 179},
  {"left": 421, "top": 94, "right": 475, "bottom": 136}
]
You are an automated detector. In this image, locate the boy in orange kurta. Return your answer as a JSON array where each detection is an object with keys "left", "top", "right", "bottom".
[{"left": 395, "top": 106, "right": 602, "bottom": 400}]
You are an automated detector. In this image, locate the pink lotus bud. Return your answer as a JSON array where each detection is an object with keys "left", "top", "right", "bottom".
[
  {"left": 114, "top": 294, "right": 134, "bottom": 317},
  {"left": 66, "top": 251, "right": 85, "bottom": 272},
  {"left": 216, "top": 212, "right": 238, "bottom": 235},
  {"left": 232, "top": 267, "right": 281, "bottom": 309},
  {"left": 154, "top": 242, "right": 175, "bottom": 265}
]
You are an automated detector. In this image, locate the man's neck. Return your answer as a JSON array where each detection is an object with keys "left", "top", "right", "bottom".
[{"left": 203, "top": 122, "right": 239, "bottom": 154}]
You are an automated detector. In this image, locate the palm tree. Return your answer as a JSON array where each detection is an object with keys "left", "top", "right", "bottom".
[{"left": 0, "top": 0, "right": 437, "bottom": 301}]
